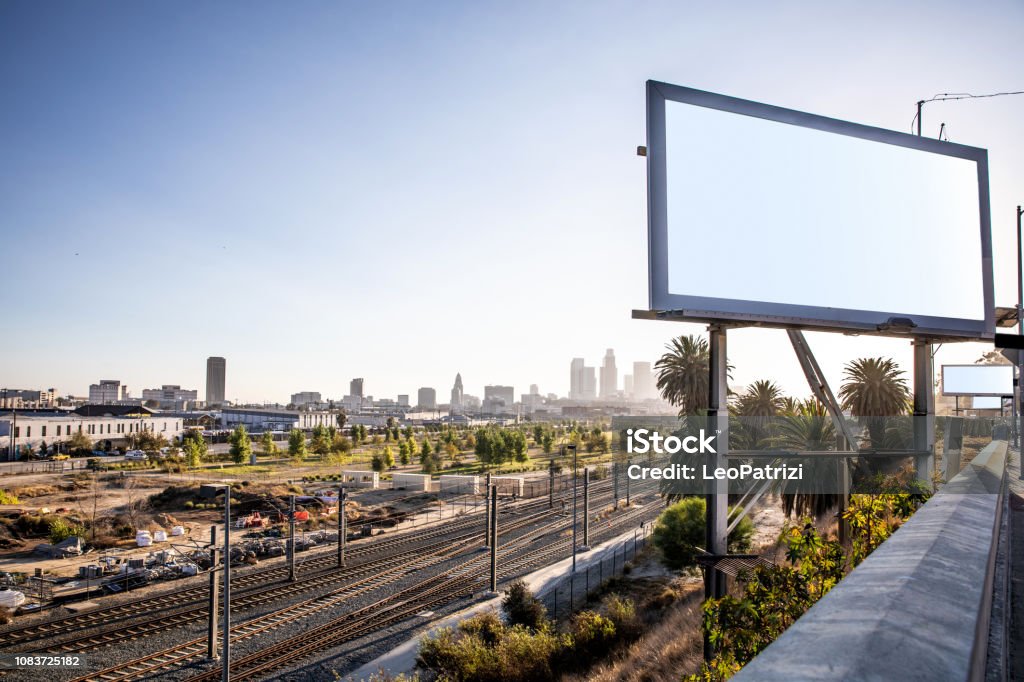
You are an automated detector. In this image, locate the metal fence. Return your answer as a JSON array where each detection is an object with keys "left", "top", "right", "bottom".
[{"left": 539, "top": 521, "right": 654, "bottom": 622}]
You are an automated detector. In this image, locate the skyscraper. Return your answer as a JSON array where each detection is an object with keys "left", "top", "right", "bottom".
[
  {"left": 417, "top": 387, "right": 437, "bottom": 410},
  {"left": 206, "top": 357, "right": 226, "bottom": 406},
  {"left": 570, "top": 358, "right": 585, "bottom": 399},
  {"left": 450, "top": 373, "right": 464, "bottom": 414},
  {"left": 633, "top": 361, "right": 655, "bottom": 401},
  {"left": 350, "top": 378, "right": 364, "bottom": 398},
  {"left": 600, "top": 349, "right": 617, "bottom": 399}
]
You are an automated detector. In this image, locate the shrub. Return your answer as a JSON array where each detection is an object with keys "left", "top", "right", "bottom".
[
  {"left": 502, "top": 580, "right": 548, "bottom": 631},
  {"left": 48, "top": 517, "right": 86, "bottom": 544},
  {"left": 0, "top": 490, "right": 20, "bottom": 505},
  {"left": 0, "top": 607, "right": 11, "bottom": 625},
  {"left": 605, "top": 594, "right": 641, "bottom": 640},
  {"left": 653, "top": 497, "right": 754, "bottom": 570},
  {"left": 568, "top": 610, "right": 616, "bottom": 661}
]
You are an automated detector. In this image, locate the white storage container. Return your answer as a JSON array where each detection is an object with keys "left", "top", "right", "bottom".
[
  {"left": 153, "top": 530, "right": 168, "bottom": 542},
  {"left": 136, "top": 530, "right": 152, "bottom": 547},
  {"left": 0, "top": 588, "right": 26, "bottom": 610},
  {"left": 170, "top": 526, "right": 185, "bottom": 536}
]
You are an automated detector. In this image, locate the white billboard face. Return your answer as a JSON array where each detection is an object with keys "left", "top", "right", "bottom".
[
  {"left": 942, "top": 364, "right": 1013, "bottom": 396},
  {"left": 646, "top": 82, "right": 994, "bottom": 339},
  {"left": 972, "top": 396, "right": 1004, "bottom": 409}
]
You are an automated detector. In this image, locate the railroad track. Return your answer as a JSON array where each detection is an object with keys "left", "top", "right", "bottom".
[
  {"left": 69, "top": 480, "right": 659, "bottom": 682},
  {"left": 183, "top": 499, "right": 660, "bottom": 682},
  {"left": 0, "top": 490, "right": 569, "bottom": 650}
]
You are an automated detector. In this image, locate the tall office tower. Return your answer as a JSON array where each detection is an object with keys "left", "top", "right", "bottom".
[
  {"left": 206, "top": 357, "right": 226, "bottom": 406},
  {"left": 529, "top": 384, "right": 539, "bottom": 395},
  {"left": 600, "top": 349, "right": 617, "bottom": 398},
  {"left": 350, "top": 378, "right": 364, "bottom": 399},
  {"left": 623, "top": 374, "right": 634, "bottom": 397},
  {"left": 450, "top": 373, "right": 464, "bottom": 414},
  {"left": 570, "top": 358, "right": 585, "bottom": 399},
  {"left": 633, "top": 361, "right": 655, "bottom": 400},
  {"left": 417, "top": 387, "right": 437, "bottom": 410},
  {"left": 582, "top": 367, "right": 597, "bottom": 400}
]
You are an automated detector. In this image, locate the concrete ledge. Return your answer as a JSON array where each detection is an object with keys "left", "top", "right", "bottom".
[{"left": 734, "top": 440, "right": 1008, "bottom": 682}]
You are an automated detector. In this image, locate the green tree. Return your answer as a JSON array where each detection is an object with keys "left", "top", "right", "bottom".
[
  {"left": 540, "top": 431, "right": 555, "bottom": 454},
  {"left": 398, "top": 440, "right": 411, "bottom": 466},
  {"left": 381, "top": 445, "right": 395, "bottom": 469},
  {"left": 733, "top": 379, "right": 785, "bottom": 448},
  {"left": 838, "top": 357, "right": 910, "bottom": 449},
  {"left": 776, "top": 398, "right": 840, "bottom": 519},
  {"left": 228, "top": 425, "right": 252, "bottom": 464},
  {"left": 68, "top": 430, "right": 92, "bottom": 453},
  {"left": 655, "top": 335, "right": 710, "bottom": 416},
  {"left": 335, "top": 411, "right": 347, "bottom": 430},
  {"left": 288, "top": 428, "right": 307, "bottom": 459},
  {"left": 260, "top": 431, "right": 279, "bottom": 456},
  {"left": 653, "top": 497, "right": 753, "bottom": 570},
  {"left": 182, "top": 431, "right": 208, "bottom": 468}
]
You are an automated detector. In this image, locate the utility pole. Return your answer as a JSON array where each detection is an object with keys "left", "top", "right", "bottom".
[
  {"left": 582, "top": 467, "right": 590, "bottom": 549},
  {"left": 548, "top": 460, "right": 555, "bottom": 509},
  {"left": 337, "top": 486, "right": 346, "bottom": 568},
  {"left": 484, "top": 472, "right": 492, "bottom": 548},
  {"left": 222, "top": 494, "right": 231, "bottom": 682},
  {"left": 488, "top": 484, "right": 498, "bottom": 593},
  {"left": 288, "top": 495, "right": 296, "bottom": 582},
  {"left": 207, "top": 526, "right": 218, "bottom": 661},
  {"left": 569, "top": 444, "right": 578, "bottom": 573}
]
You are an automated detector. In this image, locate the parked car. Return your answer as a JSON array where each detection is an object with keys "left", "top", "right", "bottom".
[
  {"left": 125, "top": 450, "right": 148, "bottom": 461},
  {"left": 92, "top": 450, "right": 109, "bottom": 457}
]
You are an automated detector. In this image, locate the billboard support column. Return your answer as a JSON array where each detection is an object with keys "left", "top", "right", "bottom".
[
  {"left": 1016, "top": 205, "right": 1022, "bottom": 450},
  {"left": 707, "top": 326, "right": 728, "bottom": 596},
  {"left": 913, "top": 340, "right": 935, "bottom": 488},
  {"left": 704, "top": 325, "right": 729, "bottom": 663}
]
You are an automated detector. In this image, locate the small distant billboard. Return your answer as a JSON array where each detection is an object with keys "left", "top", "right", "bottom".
[
  {"left": 941, "top": 364, "right": 1013, "bottom": 396},
  {"left": 972, "top": 396, "right": 1005, "bottom": 410},
  {"left": 644, "top": 81, "right": 993, "bottom": 339}
]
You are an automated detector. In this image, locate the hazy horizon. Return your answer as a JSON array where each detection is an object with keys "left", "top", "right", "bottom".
[{"left": 1, "top": 1, "right": 1021, "bottom": 404}]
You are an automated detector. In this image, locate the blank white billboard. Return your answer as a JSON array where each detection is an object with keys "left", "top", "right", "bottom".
[
  {"left": 645, "top": 82, "right": 994, "bottom": 339},
  {"left": 942, "top": 364, "right": 1013, "bottom": 396}
]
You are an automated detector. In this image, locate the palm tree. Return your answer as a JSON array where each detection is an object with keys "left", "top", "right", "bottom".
[
  {"left": 655, "top": 335, "right": 710, "bottom": 416},
  {"left": 838, "top": 357, "right": 910, "bottom": 448},
  {"left": 732, "top": 379, "right": 785, "bottom": 449},
  {"left": 775, "top": 398, "right": 841, "bottom": 518}
]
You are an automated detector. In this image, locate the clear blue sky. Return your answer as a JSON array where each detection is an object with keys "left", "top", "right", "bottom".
[{"left": 1, "top": 1, "right": 1021, "bottom": 403}]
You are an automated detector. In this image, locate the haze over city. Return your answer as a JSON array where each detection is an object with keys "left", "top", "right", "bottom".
[{"left": 2, "top": 1, "right": 1022, "bottom": 403}]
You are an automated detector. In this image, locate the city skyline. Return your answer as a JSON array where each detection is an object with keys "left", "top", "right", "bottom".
[{"left": 1, "top": 2, "right": 1021, "bottom": 403}]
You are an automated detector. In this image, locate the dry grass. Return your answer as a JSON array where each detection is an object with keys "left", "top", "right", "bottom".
[
  {"left": 563, "top": 582, "right": 705, "bottom": 682},
  {"left": 10, "top": 485, "right": 60, "bottom": 499}
]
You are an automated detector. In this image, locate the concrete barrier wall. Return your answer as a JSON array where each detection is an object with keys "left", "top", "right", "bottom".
[
  {"left": 733, "top": 440, "right": 1008, "bottom": 682},
  {"left": 392, "top": 473, "right": 434, "bottom": 492},
  {"left": 490, "top": 476, "right": 525, "bottom": 496},
  {"left": 439, "top": 475, "right": 479, "bottom": 495}
]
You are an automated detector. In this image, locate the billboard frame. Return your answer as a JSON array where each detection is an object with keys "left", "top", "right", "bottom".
[
  {"left": 645, "top": 80, "right": 994, "bottom": 340},
  {"left": 940, "top": 363, "right": 1014, "bottom": 397}
]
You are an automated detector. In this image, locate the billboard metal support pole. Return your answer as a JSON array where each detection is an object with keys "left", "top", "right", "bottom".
[
  {"left": 289, "top": 494, "right": 296, "bottom": 582},
  {"left": 704, "top": 325, "right": 729, "bottom": 663},
  {"left": 625, "top": 458, "right": 631, "bottom": 506},
  {"left": 548, "top": 461, "right": 555, "bottom": 509},
  {"left": 1016, "top": 205, "right": 1023, "bottom": 451},
  {"left": 913, "top": 340, "right": 936, "bottom": 488},
  {"left": 207, "top": 525, "right": 218, "bottom": 661}
]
